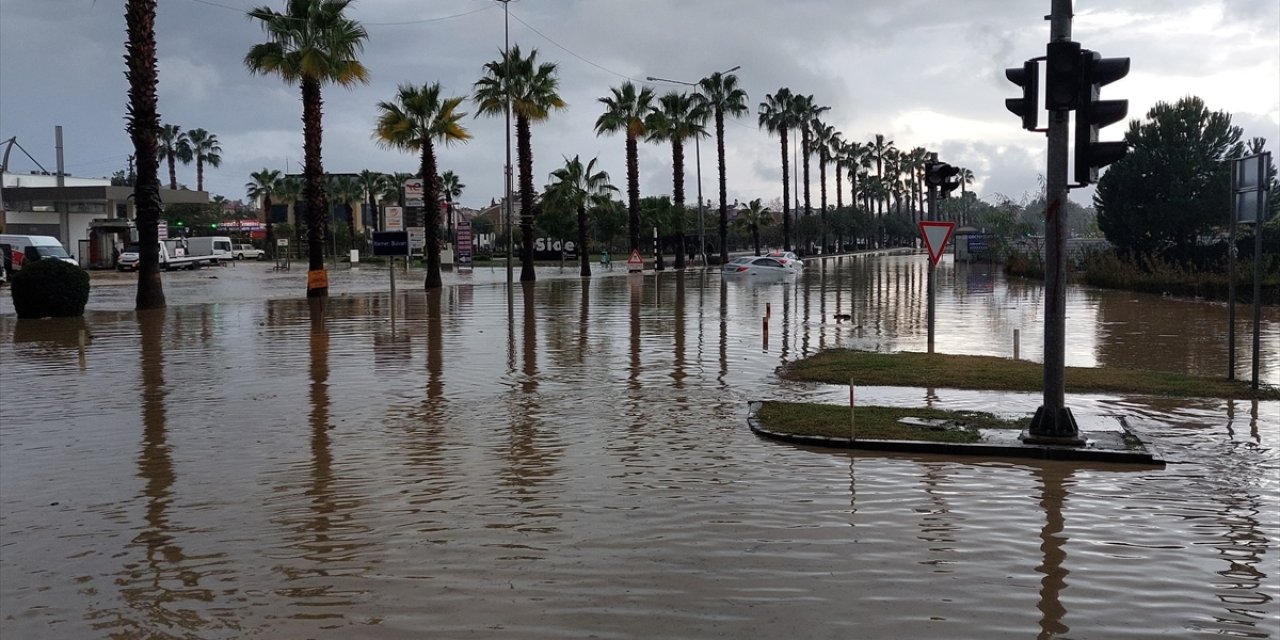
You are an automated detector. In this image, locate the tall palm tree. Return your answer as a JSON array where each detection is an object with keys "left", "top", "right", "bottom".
[
  {"left": 126, "top": 0, "right": 165, "bottom": 310},
  {"left": 694, "top": 71, "right": 749, "bottom": 264},
  {"left": 357, "top": 169, "right": 388, "bottom": 230},
  {"left": 326, "top": 174, "right": 363, "bottom": 248},
  {"left": 246, "top": 168, "right": 282, "bottom": 222},
  {"left": 379, "top": 171, "right": 414, "bottom": 207},
  {"left": 375, "top": 81, "right": 472, "bottom": 289},
  {"left": 245, "top": 0, "right": 370, "bottom": 298},
  {"left": 734, "top": 198, "right": 773, "bottom": 256},
  {"left": 545, "top": 155, "right": 616, "bottom": 277},
  {"left": 906, "top": 146, "right": 929, "bottom": 223},
  {"left": 795, "top": 95, "right": 828, "bottom": 254},
  {"left": 157, "top": 123, "right": 189, "bottom": 191},
  {"left": 758, "top": 88, "right": 795, "bottom": 251},
  {"left": 844, "top": 140, "right": 869, "bottom": 213},
  {"left": 958, "top": 167, "right": 975, "bottom": 225},
  {"left": 594, "top": 81, "right": 654, "bottom": 256},
  {"left": 185, "top": 128, "right": 222, "bottom": 192},
  {"left": 247, "top": 168, "right": 283, "bottom": 257},
  {"left": 646, "top": 91, "right": 707, "bottom": 270},
  {"left": 811, "top": 119, "right": 835, "bottom": 252},
  {"left": 439, "top": 169, "right": 464, "bottom": 241},
  {"left": 474, "top": 45, "right": 566, "bottom": 283},
  {"left": 869, "top": 134, "right": 894, "bottom": 219},
  {"left": 831, "top": 133, "right": 846, "bottom": 213}
]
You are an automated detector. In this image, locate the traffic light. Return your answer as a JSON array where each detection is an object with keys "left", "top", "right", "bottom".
[
  {"left": 1074, "top": 49, "right": 1130, "bottom": 185},
  {"left": 926, "top": 161, "right": 959, "bottom": 188},
  {"left": 1044, "top": 41, "right": 1082, "bottom": 112},
  {"left": 1004, "top": 60, "right": 1039, "bottom": 131}
]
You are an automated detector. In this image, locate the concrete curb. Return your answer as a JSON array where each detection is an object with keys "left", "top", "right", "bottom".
[{"left": 746, "top": 401, "right": 1165, "bottom": 466}]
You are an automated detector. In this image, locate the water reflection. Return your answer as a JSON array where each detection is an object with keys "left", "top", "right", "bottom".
[{"left": 1035, "top": 464, "right": 1070, "bottom": 640}]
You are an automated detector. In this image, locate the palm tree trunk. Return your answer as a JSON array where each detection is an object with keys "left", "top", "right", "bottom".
[
  {"left": 818, "top": 152, "right": 828, "bottom": 253},
  {"left": 577, "top": 205, "right": 591, "bottom": 277},
  {"left": 126, "top": 0, "right": 165, "bottom": 310},
  {"left": 780, "top": 130, "right": 791, "bottom": 252},
  {"left": 516, "top": 115, "right": 536, "bottom": 283},
  {"left": 167, "top": 154, "right": 177, "bottom": 191},
  {"left": 301, "top": 77, "right": 328, "bottom": 297},
  {"left": 627, "top": 134, "right": 640, "bottom": 254},
  {"left": 422, "top": 142, "right": 443, "bottom": 290},
  {"left": 752, "top": 225, "right": 760, "bottom": 256},
  {"left": 672, "top": 140, "right": 686, "bottom": 271},
  {"left": 197, "top": 158, "right": 204, "bottom": 192},
  {"left": 715, "top": 108, "right": 728, "bottom": 263},
  {"left": 801, "top": 129, "right": 812, "bottom": 253}
]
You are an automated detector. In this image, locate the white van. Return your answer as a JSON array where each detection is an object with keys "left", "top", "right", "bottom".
[
  {"left": 185, "top": 236, "right": 234, "bottom": 262},
  {"left": 0, "top": 235, "right": 79, "bottom": 278}
]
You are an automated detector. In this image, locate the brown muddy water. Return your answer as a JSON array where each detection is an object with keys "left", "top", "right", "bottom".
[{"left": 1, "top": 254, "right": 1277, "bottom": 639}]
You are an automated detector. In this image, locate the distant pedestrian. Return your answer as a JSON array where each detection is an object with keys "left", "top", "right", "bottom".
[{"left": 601, "top": 249, "right": 611, "bottom": 270}]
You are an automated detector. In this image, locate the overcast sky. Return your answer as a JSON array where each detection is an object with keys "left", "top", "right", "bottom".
[{"left": 2, "top": 0, "right": 1277, "bottom": 211}]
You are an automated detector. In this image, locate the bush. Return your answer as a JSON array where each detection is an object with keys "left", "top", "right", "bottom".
[{"left": 10, "top": 259, "right": 90, "bottom": 318}]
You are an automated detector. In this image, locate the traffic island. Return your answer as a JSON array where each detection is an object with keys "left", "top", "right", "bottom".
[{"left": 747, "top": 400, "right": 1164, "bottom": 465}]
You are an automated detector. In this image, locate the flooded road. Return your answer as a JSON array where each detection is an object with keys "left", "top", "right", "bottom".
[{"left": 2, "top": 254, "right": 1277, "bottom": 638}]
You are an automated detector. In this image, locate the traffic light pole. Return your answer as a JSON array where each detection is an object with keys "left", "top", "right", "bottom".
[
  {"left": 1026, "top": 0, "right": 1083, "bottom": 444},
  {"left": 926, "top": 154, "right": 938, "bottom": 354}
]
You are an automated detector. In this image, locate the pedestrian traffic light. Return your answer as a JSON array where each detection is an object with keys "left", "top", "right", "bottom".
[
  {"left": 1005, "top": 60, "right": 1039, "bottom": 131},
  {"left": 1074, "top": 49, "right": 1130, "bottom": 185},
  {"left": 1044, "top": 41, "right": 1082, "bottom": 112}
]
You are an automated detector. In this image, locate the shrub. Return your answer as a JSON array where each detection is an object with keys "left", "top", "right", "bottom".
[{"left": 10, "top": 259, "right": 90, "bottom": 318}]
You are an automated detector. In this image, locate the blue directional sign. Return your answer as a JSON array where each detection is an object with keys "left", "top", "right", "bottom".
[{"left": 372, "top": 231, "right": 409, "bottom": 256}]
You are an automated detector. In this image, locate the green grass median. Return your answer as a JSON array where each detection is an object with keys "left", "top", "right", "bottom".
[{"left": 779, "top": 349, "right": 1279, "bottom": 400}]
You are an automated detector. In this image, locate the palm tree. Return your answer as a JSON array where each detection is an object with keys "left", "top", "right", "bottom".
[
  {"left": 439, "top": 170, "right": 464, "bottom": 241},
  {"left": 811, "top": 119, "right": 835, "bottom": 252},
  {"left": 545, "top": 155, "right": 616, "bottom": 277},
  {"left": 734, "top": 198, "right": 773, "bottom": 256},
  {"left": 126, "top": 0, "right": 165, "bottom": 310},
  {"left": 758, "top": 88, "right": 795, "bottom": 251},
  {"left": 326, "top": 174, "right": 363, "bottom": 251},
  {"left": 694, "top": 71, "right": 749, "bottom": 264},
  {"left": 646, "top": 91, "right": 707, "bottom": 270},
  {"left": 795, "top": 95, "right": 828, "bottom": 254},
  {"left": 594, "top": 81, "right": 654, "bottom": 256},
  {"left": 380, "top": 171, "right": 414, "bottom": 207},
  {"left": 375, "top": 81, "right": 472, "bottom": 289},
  {"left": 247, "top": 168, "right": 283, "bottom": 257},
  {"left": 958, "top": 167, "right": 975, "bottom": 225},
  {"left": 357, "top": 169, "right": 388, "bottom": 230},
  {"left": 185, "top": 128, "right": 222, "bottom": 192},
  {"left": 843, "top": 141, "right": 869, "bottom": 213},
  {"left": 474, "top": 45, "right": 566, "bottom": 283},
  {"left": 157, "top": 123, "right": 189, "bottom": 191},
  {"left": 245, "top": 0, "right": 370, "bottom": 298},
  {"left": 831, "top": 133, "right": 846, "bottom": 213},
  {"left": 869, "top": 134, "right": 894, "bottom": 218}
]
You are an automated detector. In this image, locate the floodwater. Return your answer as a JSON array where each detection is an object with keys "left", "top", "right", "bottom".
[{"left": 1, "top": 254, "right": 1277, "bottom": 639}]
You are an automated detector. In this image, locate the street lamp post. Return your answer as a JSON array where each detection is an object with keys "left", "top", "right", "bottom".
[
  {"left": 645, "top": 65, "right": 739, "bottom": 267},
  {"left": 497, "top": 0, "right": 513, "bottom": 286}
]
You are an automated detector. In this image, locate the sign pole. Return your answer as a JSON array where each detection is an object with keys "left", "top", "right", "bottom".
[
  {"left": 1250, "top": 153, "right": 1269, "bottom": 390},
  {"left": 1228, "top": 161, "right": 1237, "bottom": 380},
  {"left": 926, "top": 154, "right": 938, "bottom": 354}
]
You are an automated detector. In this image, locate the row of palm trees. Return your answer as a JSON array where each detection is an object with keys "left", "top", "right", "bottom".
[
  {"left": 124, "top": 0, "right": 976, "bottom": 308},
  {"left": 155, "top": 124, "right": 222, "bottom": 192}
]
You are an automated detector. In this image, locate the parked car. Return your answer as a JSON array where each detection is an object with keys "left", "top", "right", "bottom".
[
  {"left": 766, "top": 250, "right": 804, "bottom": 269},
  {"left": 721, "top": 256, "right": 798, "bottom": 279},
  {"left": 232, "top": 243, "right": 265, "bottom": 260}
]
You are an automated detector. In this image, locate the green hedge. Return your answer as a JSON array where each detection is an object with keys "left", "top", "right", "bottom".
[{"left": 10, "top": 259, "right": 91, "bottom": 318}]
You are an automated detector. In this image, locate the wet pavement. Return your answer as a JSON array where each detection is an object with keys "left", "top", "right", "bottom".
[{"left": 1, "top": 254, "right": 1277, "bottom": 638}]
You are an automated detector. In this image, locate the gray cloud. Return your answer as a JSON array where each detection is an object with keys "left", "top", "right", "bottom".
[{"left": 2, "top": 0, "right": 1276, "bottom": 211}]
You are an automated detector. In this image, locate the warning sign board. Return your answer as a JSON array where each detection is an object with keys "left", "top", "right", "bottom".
[
  {"left": 918, "top": 221, "right": 955, "bottom": 266},
  {"left": 626, "top": 249, "right": 644, "bottom": 272}
]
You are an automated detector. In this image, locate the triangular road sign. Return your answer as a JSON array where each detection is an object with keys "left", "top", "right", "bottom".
[
  {"left": 626, "top": 249, "right": 645, "bottom": 272},
  {"left": 918, "top": 221, "right": 955, "bottom": 266}
]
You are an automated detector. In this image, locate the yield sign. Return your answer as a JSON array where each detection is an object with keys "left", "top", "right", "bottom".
[
  {"left": 918, "top": 221, "right": 955, "bottom": 266},
  {"left": 626, "top": 249, "right": 645, "bottom": 271}
]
